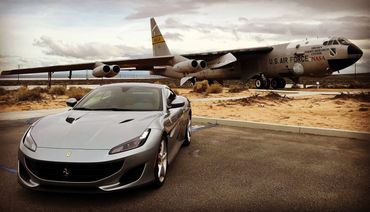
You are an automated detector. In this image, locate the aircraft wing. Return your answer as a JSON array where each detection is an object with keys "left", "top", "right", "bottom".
[
  {"left": 182, "top": 46, "right": 273, "bottom": 61},
  {"left": 1, "top": 55, "right": 174, "bottom": 75}
]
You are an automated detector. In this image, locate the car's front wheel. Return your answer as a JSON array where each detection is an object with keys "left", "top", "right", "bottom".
[
  {"left": 153, "top": 138, "right": 168, "bottom": 187},
  {"left": 182, "top": 118, "right": 192, "bottom": 146}
]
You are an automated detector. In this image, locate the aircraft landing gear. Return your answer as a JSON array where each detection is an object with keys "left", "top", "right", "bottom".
[
  {"left": 270, "top": 77, "right": 286, "bottom": 89},
  {"left": 208, "top": 80, "right": 215, "bottom": 85},
  {"left": 255, "top": 75, "right": 270, "bottom": 89},
  {"left": 190, "top": 77, "right": 197, "bottom": 86},
  {"left": 290, "top": 77, "right": 300, "bottom": 89}
]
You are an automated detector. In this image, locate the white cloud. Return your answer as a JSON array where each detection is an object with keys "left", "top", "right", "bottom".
[
  {"left": 33, "top": 36, "right": 150, "bottom": 60},
  {"left": 163, "top": 32, "right": 183, "bottom": 41},
  {"left": 0, "top": 0, "right": 369, "bottom": 72}
]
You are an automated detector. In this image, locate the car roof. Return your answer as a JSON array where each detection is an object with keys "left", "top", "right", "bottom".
[{"left": 100, "top": 82, "right": 168, "bottom": 89}]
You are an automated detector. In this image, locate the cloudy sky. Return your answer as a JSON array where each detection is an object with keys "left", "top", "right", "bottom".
[{"left": 0, "top": 0, "right": 369, "bottom": 74}]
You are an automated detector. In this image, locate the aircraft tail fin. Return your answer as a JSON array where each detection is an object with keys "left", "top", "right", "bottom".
[{"left": 150, "top": 18, "right": 171, "bottom": 57}]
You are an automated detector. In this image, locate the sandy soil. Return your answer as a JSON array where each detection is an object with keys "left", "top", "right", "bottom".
[
  {"left": 0, "top": 88, "right": 369, "bottom": 132},
  {"left": 191, "top": 94, "right": 370, "bottom": 132},
  {"left": 0, "top": 94, "right": 68, "bottom": 112},
  {"left": 177, "top": 88, "right": 370, "bottom": 132}
]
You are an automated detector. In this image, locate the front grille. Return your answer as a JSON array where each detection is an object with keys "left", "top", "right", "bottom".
[{"left": 25, "top": 157, "right": 124, "bottom": 182}]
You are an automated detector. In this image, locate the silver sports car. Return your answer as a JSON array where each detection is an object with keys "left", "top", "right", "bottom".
[{"left": 18, "top": 83, "right": 192, "bottom": 192}]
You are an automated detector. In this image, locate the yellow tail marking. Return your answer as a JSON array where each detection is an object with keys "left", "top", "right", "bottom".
[{"left": 152, "top": 35, "right": 165, "bottom": 45}]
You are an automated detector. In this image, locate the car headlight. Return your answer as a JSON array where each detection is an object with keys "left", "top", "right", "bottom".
[
  {"left": 109, "top": 129, "right": 151, "bottom": 154},
  {"left": 23, "top": 128, "right": 37, "bottom": 152}
]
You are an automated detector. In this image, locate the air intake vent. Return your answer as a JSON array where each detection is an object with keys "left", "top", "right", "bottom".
[{"left": 119, "top": 119, "right": 134, "bottom": 124}]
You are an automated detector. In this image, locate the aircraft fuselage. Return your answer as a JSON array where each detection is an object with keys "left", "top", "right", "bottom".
[{"left": 155, "top": 37, "right": 363, "bottom": 88}]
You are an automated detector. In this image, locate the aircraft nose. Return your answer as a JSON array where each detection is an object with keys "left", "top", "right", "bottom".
[{"left": 348, "top": 44, "right": 363, "bottom": 58}]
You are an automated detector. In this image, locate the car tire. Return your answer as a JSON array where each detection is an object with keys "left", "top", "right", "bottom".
[
  {"left": 182, "top": 118, "right": 192, "bottom": 147},
  {"left": 153, "top": 138, "right": 168, "bottom": 188}
]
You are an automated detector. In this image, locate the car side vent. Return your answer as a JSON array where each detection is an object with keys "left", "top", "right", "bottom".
[
  {"left": 119, "top": 119, "right": 134, "bottom": 124},
  {"left": 66, "top": 117, "right": 75, "bottom": 124},
  {"left": 66, "top": 116, "right": 81, "bottom": 124}
]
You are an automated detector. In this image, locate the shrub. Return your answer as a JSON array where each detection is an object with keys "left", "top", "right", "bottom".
[
  {"left": 48, "top": 86, "right": 66, "bottom": 95},
  {"left": 16, "top": 87, "right": 42, "bottom": 101},
  {"left": 66, "top": 87, "right": 91, "bottom": 100},
  {"left": 31, "top": 87, "right": 48, "bottom": 93},
  {"left": 206, "top": 83, "right": 223, "bottom": 94},
  {"left": 173, "top": 89, "right": 179, "bottom": 95},
  {"left": 0, "top": 87, "right": 7, "bottom": 96},
  {"left": 193, "top": 80, "right": 209, "bottom": 93},
  {"left": 168, "top": 82, "right": 177, "bottom": 88},
  {"left": 228, "top": 85, "right": 246, "bottom": 93}
]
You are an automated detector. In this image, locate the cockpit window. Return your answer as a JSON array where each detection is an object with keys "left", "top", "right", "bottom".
[
  {"left": 328, "top": 40, "right": 333, "bottom": 45},
  {"left": 333, "top": 40, "right": 339, "bottom": 45},
  {"left": 323, "top": 41, "right": 328, "bottom": 46},
  {"left": 338, "top": 38, "right": 350, "bottom": 45}
]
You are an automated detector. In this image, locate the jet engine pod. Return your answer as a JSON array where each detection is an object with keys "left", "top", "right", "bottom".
[
  {"left": 292, "top": 63, "right": 304, "bottom": 75},
  {"left": 92, "top": 64, "right": 110, "bottom": 78},
  {"left": 105, "top": 65, "right": 121, "bottom": 78},
  {"left": 197, "top": 60, "right": 207, "bottom": 69},
  {"left": 174, "top": 60, "right": 203, "bottom": 74}
]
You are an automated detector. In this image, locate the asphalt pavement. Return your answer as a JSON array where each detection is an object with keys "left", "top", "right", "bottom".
[{"left": 0, "top": 119, "right": 369, "bottom": 211}]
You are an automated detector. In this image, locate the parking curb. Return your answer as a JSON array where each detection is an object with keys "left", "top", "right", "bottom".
[{"left": 193, "top": 116, "right": 370, "bottom": 140}]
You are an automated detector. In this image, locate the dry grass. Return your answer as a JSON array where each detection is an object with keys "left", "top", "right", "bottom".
[
  {"left": 48, "top": 86, "right": 66, "bottom": 95},
  {"left": 0, "top": 87, "right": 7, "bottom": 96},
  {"left": 206, "top": 83, "right": 223, "bottom": 94},
  {"left": 168, "top": 82, "right": 177, "bottom": 88},
  {"left": 333, "top": 92, "right": 370, "bottom": 102},
  {"left": 0, "top": 86, "right": 91, "bottom": 103},
  {"left": 173, "top": 89, "right": 180, "bottom": 95},
  {"left": 224, "top": 92, "right": 291, "bottom": 106},
  {"left": 31, "top": 87, "right": 48, "bottom": 94},
  {"left": 193, "top": 80, "right": 209, "bottom": 93},
  {"left": 66, "top": 87, "right": 92, "bottom": 100},
  {"left": 153, "top": 81, "right": 162, "bottom": 85},
  {"left": 15, "top": 87, "right": 43, "bottom": 101},
  {"left": 228, "top": 85, "right": 247, "bottom": 93}
]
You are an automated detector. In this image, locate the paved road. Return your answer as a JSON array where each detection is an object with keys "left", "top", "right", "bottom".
[{"left": 0, "top": 120, "right": 369, "bottom": 211}]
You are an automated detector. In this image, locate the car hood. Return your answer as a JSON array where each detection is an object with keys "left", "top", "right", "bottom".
[{"left": 31, "top": 110, "right": 163, "bottom": 150}]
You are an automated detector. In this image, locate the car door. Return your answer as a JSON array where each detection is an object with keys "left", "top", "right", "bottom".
[{"left": 163, "top": 88, "right": 184, "bottom": 163}]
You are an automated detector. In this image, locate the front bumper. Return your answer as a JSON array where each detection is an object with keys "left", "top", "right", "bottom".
[{"left": 18, "top": 129, "right": 162, "bottom": 192}]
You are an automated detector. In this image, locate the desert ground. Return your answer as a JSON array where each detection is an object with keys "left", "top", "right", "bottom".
[{"left": 0, "top": 85, "right": 369, "bottom": 132}]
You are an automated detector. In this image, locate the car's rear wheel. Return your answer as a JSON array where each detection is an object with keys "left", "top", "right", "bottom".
[
  {"left": 153, "top": 138, "right": 168, "bottom": 188},
  {"left": 183, "top": 118, "right": 192, "bottom": 146}
]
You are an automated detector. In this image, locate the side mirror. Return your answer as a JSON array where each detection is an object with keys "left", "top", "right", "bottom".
[
  {"left": 66, "top": 98, "right": 77, "bottom": 107},
  {"left": 169, "top": 98, "right": 185, "bottom": 109}
]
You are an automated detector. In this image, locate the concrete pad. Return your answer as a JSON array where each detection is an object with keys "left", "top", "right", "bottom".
[
  {"left": 300, "top": 126, "right": 370, "bottom": 140},
  {"left": 193, "top": 116, "right": 370, "bottom": 140}
]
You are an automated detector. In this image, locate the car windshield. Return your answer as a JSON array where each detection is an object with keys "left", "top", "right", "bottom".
[{"left": 74, "top": 86, "right": 163, "bottom": 111}]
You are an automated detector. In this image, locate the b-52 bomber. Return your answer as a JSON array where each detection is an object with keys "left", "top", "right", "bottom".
[{"left": 1, "top": 18, "right": 363, "bottom": 89}]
